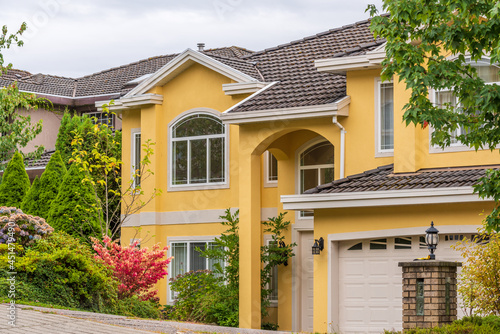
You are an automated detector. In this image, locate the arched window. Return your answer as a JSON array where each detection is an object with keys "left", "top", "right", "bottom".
[
  {"left": 299, "top": 141, "right": 334, "bottom": 217},
  {"left": 171, "top": 113, "right": 226, "bottom": 186}
]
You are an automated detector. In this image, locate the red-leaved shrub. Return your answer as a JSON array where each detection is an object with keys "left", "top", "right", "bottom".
[{"left": 92, "top": 236, "right": 171, "bottom": 301}]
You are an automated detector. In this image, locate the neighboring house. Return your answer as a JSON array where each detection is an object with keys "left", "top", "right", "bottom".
[
  {"left": 7, "top": 17, "right": 498, "bottom": 333},
  {"left": 2, "top": 46, "right": 252, "bottom": 178}
]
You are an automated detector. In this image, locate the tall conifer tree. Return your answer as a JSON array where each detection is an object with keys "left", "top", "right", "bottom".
[{"left": 0, "top": 152, "right": 30, "bottom": 208}]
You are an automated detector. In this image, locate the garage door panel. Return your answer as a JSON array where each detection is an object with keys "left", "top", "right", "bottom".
[{"left": 338, "top": 235, "right": 467, "bottom": 334}]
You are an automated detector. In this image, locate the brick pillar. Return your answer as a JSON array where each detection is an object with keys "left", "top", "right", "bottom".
[{"left": 398, "top": 261, "right": 461, "bottom": 331}]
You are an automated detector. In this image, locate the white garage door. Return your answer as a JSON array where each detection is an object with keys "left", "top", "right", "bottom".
[{"left": 338, "top": 234, "right": 468, "bottom": 334}]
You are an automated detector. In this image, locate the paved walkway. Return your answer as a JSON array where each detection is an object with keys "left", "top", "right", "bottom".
[{"left": 2, "top": 304, "right": 291, "bottom": 334}]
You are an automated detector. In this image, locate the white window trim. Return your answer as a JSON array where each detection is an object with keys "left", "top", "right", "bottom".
[
  {"left": 167, "top": 108, "right": 230, "bottom": 192},
  {"left": 86, "top": 111, "right": 115, "bottom": 128},
  {"left": 295, "top": 137, "right": 334, "bottom": 221},
  {"left": 264, "top": 151, "right": 278, "bottom": 188},
  {"left": 131, "top": 128, "right": 141, "bottom": 188},
  {"left": 374, "top": 78, "right": 394, "bottom": 157},
  {"left": 429, "top": 56, "right": 500, "bottom": 153},
  {"left": 167, "top": 235, "right": 220, "bottom": 304},
  {"left": 263, "top": 234, "right": 278, "bottom": 307}
]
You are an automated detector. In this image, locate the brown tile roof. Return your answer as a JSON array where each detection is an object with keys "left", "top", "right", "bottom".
[
  {"left": 24, "top": 150, "right": 55, "bottom": 169},
  {"left": 0, "top": 46, "right": 258, "bottom": 99},
  {"left": 229, "top": 18, "right": 384, "bottom": 112},
  {"left": 304, "top": 164, "right": 498, "bottom": 194},
  {"left": 0, "top": 18, "right": 383, "bottom": 112},
  {"left": 0, "top": 70, "right": 76, "bottom": 97}
]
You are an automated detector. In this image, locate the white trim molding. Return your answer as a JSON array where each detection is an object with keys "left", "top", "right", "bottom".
[
  {"left": 96, "top": 94, "right": 163, "bottom": 112},
  {"left": 222, "top": 82, "right": 269, "bottom": 95},
  {"left": 281, "top": 187, "right": 489, "bottom": 210},
  {"left": 315, "top": 43, "right": 386, "bottom": 75},
  {"left": 122, "top": 207, "right": 277, "bottom": 227},
  {"left": 126, "top": 48, "right": 259, "bottom": 97},
  {"left": 167, "top": 108, "right": 230, "bottom": 192},
  {"left": 221, "top": 96, "right": 350, "bottom": 124}
]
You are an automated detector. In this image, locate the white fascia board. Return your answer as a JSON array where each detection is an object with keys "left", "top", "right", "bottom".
[
  {"left": 221, "top": 96, "right": 350, "bottom": 124},
  {"left": 121, "top": 94, "right": 163, "bottom": 107},
  {"left": 95, "top": 94, "right": 163, "bottom": 111},
  {"left": 222, "top": 82, "right": 268, "bottom": 95},
  {"left": 125, "top": 49, "right": 257, "bottom": 97},
  {"left": 315, "top": 50, "right": 386, "bottom": 74},
  {"left": 281, "top": 187, "right": 489, "bottom": 210},
  {"left": 95, "top": 100, "right": 125, "bottom": 112}
]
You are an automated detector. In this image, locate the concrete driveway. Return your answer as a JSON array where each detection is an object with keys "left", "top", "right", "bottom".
[{"left": 2, "top": 304, "right": 291, "bottom": 334}]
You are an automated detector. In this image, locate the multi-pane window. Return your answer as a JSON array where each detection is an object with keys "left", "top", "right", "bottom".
[
  {"left": 266, "top": 240, "right": 278, "bottom": 303},
  {"left": 433, "top": 57, "right": 500, "bottom": 147},
  {"left": 88, "top": 112, "right": 114, "bottom": 128},
  {"left": 299, "top": 141, "right": 334, "bottom": 217},
  {"left": 378, "top": 82, "right": 394, "bottom": 152},
  {"left": 170, "top": 240, "right": 224, "bottom": 299},
  {"left": 171, "top": 114, "right": 226, "bottom": 186},
  {"left": 265, "top": 151, "right": 278, "bottom": 185},
  {"left": 132, "top": 132, "right": 141, "bottom": 187}
]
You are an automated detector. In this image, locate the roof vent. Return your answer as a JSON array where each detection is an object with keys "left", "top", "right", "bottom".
[{"left": 197, "top": 43, "right": 205, "bottom": 51}]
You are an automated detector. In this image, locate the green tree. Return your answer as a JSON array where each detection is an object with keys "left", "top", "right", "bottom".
[
  {"left": 0, "top": 23, "right": 27, "bottom": 73},
  {"left": 453, "top": 231, "right": 500, "bottom": 316},
  {"left": 368, "top": 2, "right": 500, "bottom": 231},
  {"left": 21, "top": 175, "right": 41, "bottom": 215},
  {"left": 54, "top": 111, "right": 74, "bottom": 166},
  {"left": 0, "top": 23, "right": 51, "bottom": 168},
  {"left": 261, "top": 212, "right": 296, "bottom": 321},
  {"left": 47, "top": 163, "right": 101, "bottom": 240},
  {"left": 71, "top": 104, "right": 159, "bottom": 239},
  {"left": 0, "top": 151, "right": 30, "bottom": 207},
  {"left": 37, "top": 150, "right": 67, "bottom": 218}
]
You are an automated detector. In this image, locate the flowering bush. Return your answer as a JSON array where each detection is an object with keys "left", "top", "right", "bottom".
[
  {"left": 0, "top": 207, "right": 54, "bottom": 247},
  {"left": 92, "top": 236, "right": 171, "bottom": 301}
]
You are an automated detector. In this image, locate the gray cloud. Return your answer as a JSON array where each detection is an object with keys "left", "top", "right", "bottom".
[{"left": 1, "top": 0, "right": 383, "bottom": 77}]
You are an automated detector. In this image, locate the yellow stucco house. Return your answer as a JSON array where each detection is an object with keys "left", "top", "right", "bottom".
[{"left": 96, "top": 18, "right": 498, "bottom": 333}]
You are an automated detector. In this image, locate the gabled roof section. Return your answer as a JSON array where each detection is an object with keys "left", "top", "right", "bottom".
[
  {"left": 125, "top": 49, "right": 262, "bottom": 98},
  {"left": 281, "top": 164, "right": 496, "bottom": 210},
  {"left": 304, "top": 164, "right": 496, "bottom": 194},
  {"left": 0, "top": 46, "right": 257, "bottom": 100},
  {"left": 227, "top": 18, "right": 383, "bottom": 113}
]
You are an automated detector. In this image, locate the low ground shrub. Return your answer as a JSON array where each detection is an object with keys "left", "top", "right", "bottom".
[
  {"left": 383, "top": 315, "right": 500, "bottom": 333},
  {"left": 0, "top": 207, "right": 54, "bottom": 247},
  {"left": 0, "top": 231, "right": 163, "bottom": 319},
  {"left": 169, "top": 270, "right": 220, "bottom": 323},
  {"left": 92, "top": 236, "right": 171, "bottom": 301},
  {"left": 1, "top": 231, "right": 118, "bottom": 311}
]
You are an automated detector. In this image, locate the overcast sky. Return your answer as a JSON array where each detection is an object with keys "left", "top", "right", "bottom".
[{"left": 1, "top": 0, "right": 384, "bottom": 78}]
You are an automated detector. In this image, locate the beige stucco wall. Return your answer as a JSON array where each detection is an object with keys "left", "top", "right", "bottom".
[{"left": 18, "top": 107, "right": 62, "bottom": 153}]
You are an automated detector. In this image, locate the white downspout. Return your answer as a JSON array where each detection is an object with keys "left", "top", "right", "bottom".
[{"left": 332, "top": 116, "right": 345, "bottom": 179}]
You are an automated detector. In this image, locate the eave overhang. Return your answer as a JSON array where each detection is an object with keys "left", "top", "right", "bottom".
[
  {"left": 315, "top": 43, "right": 386, "bottom": 74},
  {"left": 221, "top": 95, "right": 350, "bottom": 125},
  {"left": 95, "top": 94, "right": 163, "bottom": 111},
  {"left": 281, "top": 187, "right": 488, "bottom": 210},
  {"left": 222, "top": 82, "right": 269, "bottom": 95}
]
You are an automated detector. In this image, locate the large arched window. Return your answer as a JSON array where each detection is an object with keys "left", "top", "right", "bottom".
[
  {"left": 299, "top": 140, "right": 334, "bottom": 217},
  {"left": 171, "top": 113, "right": 226, "bottom": 186}
]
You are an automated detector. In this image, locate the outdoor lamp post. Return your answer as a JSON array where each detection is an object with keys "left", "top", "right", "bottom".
[
  {"left": 312, "top": 237, "right": 324, "bottom": 255},
  {"left": 425, "top": 221, "right": 439, "bottom": 260}
]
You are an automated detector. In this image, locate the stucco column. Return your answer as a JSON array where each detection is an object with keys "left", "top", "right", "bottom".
[
  {"left": 139, "top": 103, "right": 163, "bottom": 222},
  {"left": 238, "top": 140, "right": 262, "bottom": 329}
]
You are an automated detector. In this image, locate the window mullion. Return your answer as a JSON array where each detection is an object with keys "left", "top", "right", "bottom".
[
  {"left": 187, "top": 241, "right": 191, "bottom": 272},
  {"left": 187, "top": 139, "right": 191, "bottom": 185},
  {"left": 207, "top": 138, "right": 210, "bottom": 183}
]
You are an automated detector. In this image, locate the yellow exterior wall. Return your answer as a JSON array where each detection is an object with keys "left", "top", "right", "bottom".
[
  {"left": 312, "top": 201, "right": 494, "bottom": 333},
  {"left": 345, "top": 69, "right": 500, "bottom": 173},
  {"left": 120, "top": 54, "right": 500, "bottom": 333}
]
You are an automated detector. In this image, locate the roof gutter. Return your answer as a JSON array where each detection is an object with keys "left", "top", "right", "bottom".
[{"left": 332, "top": 116, "right": 345, "bottom": 179}]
